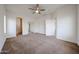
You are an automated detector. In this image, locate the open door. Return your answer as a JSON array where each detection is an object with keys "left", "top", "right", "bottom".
[{"left": 16, "top": 17, "right": 22, "bottom": 36}]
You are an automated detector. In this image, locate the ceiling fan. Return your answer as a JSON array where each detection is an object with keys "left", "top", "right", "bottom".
[{"left": 28, "top": 4, "right": 45, "bottom": 14}]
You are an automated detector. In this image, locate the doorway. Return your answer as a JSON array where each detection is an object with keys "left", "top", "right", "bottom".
[{"left": 16, "top": 17, "right": 22, "bottom": 36}]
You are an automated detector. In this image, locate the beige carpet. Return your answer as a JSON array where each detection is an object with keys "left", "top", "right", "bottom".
[{"left": 1, "top": 32, "right": 79, "bottom": 54}]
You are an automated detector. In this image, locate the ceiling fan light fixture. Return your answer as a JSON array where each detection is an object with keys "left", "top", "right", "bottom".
[
  {"left": 35, "top": 10, "right": 39, "bottom": 13},
  {"left": 28, "top": 4, "right": 45, "bottom": 14}
]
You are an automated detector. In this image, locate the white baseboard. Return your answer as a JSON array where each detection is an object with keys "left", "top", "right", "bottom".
[
  {"left": 6, "top": 35, "right": 16, "bottom": 38},
  {"left": 23, "top": 33, "right": 28, "bottom": 35},
  {"left": 56, "top": 36, "right": 77, "bottom": 44},
  {"left": 0, "top": 34, "right": 6, "bottom": 53}
]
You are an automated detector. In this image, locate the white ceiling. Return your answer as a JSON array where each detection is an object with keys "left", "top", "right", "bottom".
[
  {"left": 5, "top": 4, "right": 66, "bottom": 22},
  {"left": 6, "top": 4, "right": 65, "bottom": 15}
]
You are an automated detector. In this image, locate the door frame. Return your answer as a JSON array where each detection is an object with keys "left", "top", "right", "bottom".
[{"left": 16, "top": 17, "right": 23, "bottom": 36}]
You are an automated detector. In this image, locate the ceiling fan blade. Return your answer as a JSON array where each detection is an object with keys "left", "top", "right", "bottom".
[
  {"left": 29, "top": 8, "right": 34, "bottom": 10},
  {"left": 38, "top": 11, "right": 41, "bottom": 14},
  {"left": 40, "top": 9, "right": 45, "bottom": 11},
  {"left": 33, "top": 12, "right": 35, "bottom": 14}
]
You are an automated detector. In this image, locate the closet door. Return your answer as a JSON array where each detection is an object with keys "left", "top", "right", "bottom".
[{"left": 46, "top": 19, "right": 56, "bottom": 36}]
